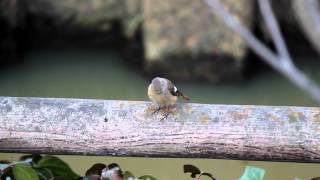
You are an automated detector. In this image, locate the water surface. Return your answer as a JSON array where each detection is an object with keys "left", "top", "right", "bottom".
[{"left": 0, "top": 49, "right": 320, "bottom": 180}]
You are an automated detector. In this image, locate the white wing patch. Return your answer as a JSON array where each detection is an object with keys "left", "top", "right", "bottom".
[{"left": 174, "top": 86, "right": 177, "bottom": 92}]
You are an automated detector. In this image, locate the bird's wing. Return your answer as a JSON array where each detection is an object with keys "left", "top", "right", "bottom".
[
  {"left": 152, "top": 78, "right": 164, "bottom": 94},
  {"left": 165, "top": 80, "right": 176, "bottom": 96},
  {"left": 152, "top": 77, "right": 176, "bottom": 96}
]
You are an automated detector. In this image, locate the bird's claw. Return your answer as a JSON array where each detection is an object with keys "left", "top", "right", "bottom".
[
  {"left": 150, "top": 105, "right": 176, "bottom": 120},
  {"left": 160, "top": 112, "right": 170, "bottom": 121},
  {"left": 151, "top": 107, "right": 161, "bottom": 115},
  {"left": 160, "top": 106, "right": 175, "bottom": 120}
]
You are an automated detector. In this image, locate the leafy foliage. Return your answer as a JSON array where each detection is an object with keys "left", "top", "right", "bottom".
[
  {"left": 0, "top": 155, "right": 80, "bottom": 180},
  {"left": 0, "top": 154, "right": 157, "bottom": 180},
  {"left": 1, "top": 155, "right": 316, "bottom": 180},
  {"left": 183, "top": 164, "right": 216, "bottom": 180},
  {"left": 35, "top": 156, "right": 80, "bottom": 179},
  {"left": 85, "top": 163, "right": 106, "bottom": 176},
  {"left": 84, "top": 162, "right": 157, "bottom": 180},
  {"left": 12, "top": 164, "right": 39, "bottom": 180},
  {"left": 122, "top": 171, "right": 135, "bottom": 179}
]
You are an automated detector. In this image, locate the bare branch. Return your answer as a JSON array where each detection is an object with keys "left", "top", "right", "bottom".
[
  {"left": 293, "top": 0, "right": 320, "bottom": 55},
  {"left": 204, "top": 0, "right": 320, "bottom": 104},
  {"left": 204, "top": 0, "right": 280, "bottom": 69},
  {"left": 258, "top": 0, "right": 293, "bottom": 68},
  {"left": 1, "top": 97, "right": 320, "bottom": 162}
]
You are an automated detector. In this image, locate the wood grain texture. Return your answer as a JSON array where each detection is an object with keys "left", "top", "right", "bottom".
[{"left": 0, "top": 96, "right": 320, "bottom": 162}]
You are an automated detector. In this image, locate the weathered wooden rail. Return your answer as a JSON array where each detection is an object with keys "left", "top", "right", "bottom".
[{"left": 0, "top": 96, "right": 320, "bottom": 163}]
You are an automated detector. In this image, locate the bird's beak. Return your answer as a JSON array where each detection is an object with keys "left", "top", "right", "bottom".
[{"left": 175, "top": 90, "right": 190, "bottom": 100}]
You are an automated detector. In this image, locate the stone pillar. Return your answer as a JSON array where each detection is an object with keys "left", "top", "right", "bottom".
[{"left": 143, "top": 0, "right": 254, "bottom": 82}]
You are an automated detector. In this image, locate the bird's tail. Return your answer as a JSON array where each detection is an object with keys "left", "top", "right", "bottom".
[{"left": 176, "top": 90, "right": 190, "bottom": 100}]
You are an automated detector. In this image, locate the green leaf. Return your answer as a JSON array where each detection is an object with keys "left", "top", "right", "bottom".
[
  {"left": 12, "top": 164, "right": 39, "bottom": 180},
  {"left": 239, "top": 166, "right": 265, "bottom": 180},
  {"left": 84, "top": 174, "right": 101, "bottom": 180},
  {"left": 35, "top": 167, "right": 54, "bottom": 180},
  {"left": 35, "top": 156, "right": 80, "bottom": 179},
  {"left": 199, "top": 172, "right": 216, "bottom": 180},
  {"left": 138, "top": 175, "right": 157, "bottom": 180},
  {"left": 85, "top": 163, "right": 106, "bottom": 176},
  {"left": 183, "top": 164, "right": 201, "bottom": 178},
  {"left": 122, "top": 171, "right": 135, "bottom": 179}
]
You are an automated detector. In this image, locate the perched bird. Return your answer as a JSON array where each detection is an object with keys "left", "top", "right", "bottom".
[{"left": 148, "top": 77, "right": 190, "bottom": 111}]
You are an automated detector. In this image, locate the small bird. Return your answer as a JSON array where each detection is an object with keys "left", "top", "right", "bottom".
[{"left": 148, "top": 77, "right": 190, "bottom": 113}]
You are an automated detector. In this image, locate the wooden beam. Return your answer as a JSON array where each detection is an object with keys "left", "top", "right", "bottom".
[{"left": 0, "top": 96, "right": 320, "bottom": 162}]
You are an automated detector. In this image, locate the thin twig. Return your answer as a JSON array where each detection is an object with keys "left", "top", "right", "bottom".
[
  {"left": 205, "top": 0, "right": 281, "bottom": 69},
  {"left": 204, "top": 0, "right": 320, "bottom": 104}
]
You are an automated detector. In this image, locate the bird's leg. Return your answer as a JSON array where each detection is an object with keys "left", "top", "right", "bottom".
[
  {"left": 160, "top": 111, "right": 170, "bottom": 121},
  {"left": 164, "top": 105, "right": 175, "bottom": 113},
  {"left": 159, "top": 105, "right": 174, "bottom": 120},
  {"left": 151, "top": 106, "right": 162, "bottom": 115}
]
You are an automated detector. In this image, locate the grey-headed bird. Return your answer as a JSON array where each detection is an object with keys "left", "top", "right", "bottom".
[{"left": 148, "top": 77, "right": 189, "bottom": 113}]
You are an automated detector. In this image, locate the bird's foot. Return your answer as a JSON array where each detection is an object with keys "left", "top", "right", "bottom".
[
  {"left": 151, "top": 106, "right": 162, "bottom": 115},
  {"left": 159, "top": 105, "right": 176, "bottom": 120},
  {"left": 150, "top": 105, "right": 176, "bottom": 120},
  {"left": 160, "top": 111, "right": 170, "bottom": 121}
]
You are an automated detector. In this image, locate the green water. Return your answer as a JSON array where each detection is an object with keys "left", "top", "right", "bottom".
[
  {"left": 1, "top": 49, "right": 320, "bottom": 179},
  {"left": 0, "top": 49, "right": 319, "bottom": 106}
]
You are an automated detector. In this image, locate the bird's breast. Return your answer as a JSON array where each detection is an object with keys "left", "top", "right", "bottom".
[{"left": 148, "top": 84, "right": 177, "bottom": 106}]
